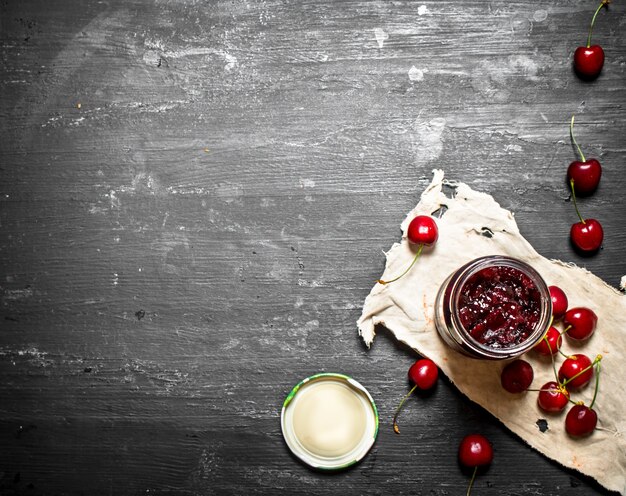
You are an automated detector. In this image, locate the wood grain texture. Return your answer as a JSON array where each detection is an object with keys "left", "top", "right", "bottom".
[{"left": 1, "top": 0, "right": 624, "bottom": 494}]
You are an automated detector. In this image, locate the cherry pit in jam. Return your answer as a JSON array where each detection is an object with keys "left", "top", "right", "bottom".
[{"left": 435, "top": 256, "right": 552, "bottom": 360}]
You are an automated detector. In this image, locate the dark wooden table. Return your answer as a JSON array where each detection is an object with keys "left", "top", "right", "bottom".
[{"left": 1, "top": 1, "right": 624, "bottom": 494}]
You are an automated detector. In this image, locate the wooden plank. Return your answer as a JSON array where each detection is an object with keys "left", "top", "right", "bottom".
[{"left": 1, "top": 0, "right": 624, "bottom": 494}]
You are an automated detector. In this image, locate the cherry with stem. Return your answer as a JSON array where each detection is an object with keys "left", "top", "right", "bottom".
[
  {"left": 559, "top": 354, "right": 602, "bottom": 389},
  {"left": 574, "top": 0, "right": 611, "bottom": 80},
  {"left": 569, "top": 178, "right": 604, "bottom": 253},
  {"left": 568, "top": 116, "right": 602, "bottom": 195},
  {"left": 392, "top": 358, "right": 438, "bottom": 434},
  {"left": 458, "top": 434, "right": 493, "bottom": 496},
  {"left": 536, "top": 381, "right": 571, "bottom": 413},
  {"left": 378, "top": 215, "right": 438, "bottom": 285},
  {"left": 535, "top": 343, "right": 572, "bottom": 412},
  {"left": 563, "top": 307, "right": 598, "bottom": 341}
]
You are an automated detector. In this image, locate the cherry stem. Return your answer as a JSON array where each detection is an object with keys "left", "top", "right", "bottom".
[
  {"left": 587, "top": 0, "right": 610, "bottom": 48},
  {"left": 392, "top": 384, "right": 418, "bottom": 434},
  {"left": 561, "top": 355, "right": 602, "bottom": 387},
  {"left": 570, "top": 178, "right": 586, "bottom": 225},
  {"left": 467, "top": 466, "right": 478, "bottom": 496},
  {"left": 590, "top": 361, "right": 601, "bottom": 409},
  {"left": 527, "top": 387, "right": 566, "bottom": 393},
  {"left": 378, "top": 244, "right": 424, "bottom": 285},
  {"left": 549, "top": 340, "right": 559, "bottom": 383},
  {"left": 557, "top": 325, "right": 572, "bottom": 358},
  {"left": 557, "top": 348, "right": 570, "bottom": 359},
  {"left": 570, "top": 115, "right": 586, "bottom": 163}
]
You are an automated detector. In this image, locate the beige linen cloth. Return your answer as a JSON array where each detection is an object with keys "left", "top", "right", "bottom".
[{"left": 358, "top": 170, "right": 626, "bottom": 494}]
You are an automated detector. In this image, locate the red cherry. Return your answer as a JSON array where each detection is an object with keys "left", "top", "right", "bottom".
[
  {"left": 392, "top": 359, "right": 439, "bottom": 434},
  {"left": 568, "top": 116, "right": 602, "bottom": 195},
  {"left": 567, "top": 161, "right": 604, "bottom": 255},
  {"left": 501, "top": 359, "right": 533, "bottom": 393},
  {"left": 408, "top": 358, "right": 439, "bottom": 390},
  {"left": 407, "top": 215, "right": 438, "bottom": 245},
  {"left": 574, "top": 45, "right": 605, "bottom": 79},
  {"left": 570, "top": 218, "right": 604, "bottom": 253},
  {"left": 565, "top": 355, "right": 602, "bottom": 436},
  {"left": 459, "top": 434, "right": 493, "bottom": 496},
  {"left": 573, "top": 0, "right": 610, "bottom": 80},
  {"left": 378, "top": 216, "right": 438, "bottom": 285},
  {"left": 567, "top": 159, "right": 602, "bottom": 196},
  {"left": 548, "top": 286, "right": 568, "bottom": 320},
  {"left": 533, "top": 326, "right": 563, "bottom": 356},
  {"left": 459, "top": 433, "right": 493, "bottom": 467},
  {"left": 567, "top": 115, "right": 602, "bottom": 195},
  {"left": 538, "top": 381, "right": 570, "bottom": 413},
  {"left": 559, "top": 354, "right": 593, "bottom": 389},
  {"left": 565, "top": 404, "right": 598, "bottom": 437},
  {"left": 564, "top": 307, "right": 598, "bottom": 341}
]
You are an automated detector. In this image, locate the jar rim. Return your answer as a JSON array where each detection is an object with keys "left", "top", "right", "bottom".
[{"left": 449, "top": 255, "right": 552, "bottom": 358}]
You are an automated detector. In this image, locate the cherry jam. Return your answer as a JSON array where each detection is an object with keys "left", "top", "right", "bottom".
[
  {"left": 457, "top": 266, "right": 541, "bottom": 349},
  {"left": 434, "top": 256, "right": 551, "bottom": 360}
]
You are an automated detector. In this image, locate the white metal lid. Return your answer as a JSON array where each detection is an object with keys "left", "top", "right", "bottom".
[{"left": 280, "top": 373, "right": 379, "bottom": 470}]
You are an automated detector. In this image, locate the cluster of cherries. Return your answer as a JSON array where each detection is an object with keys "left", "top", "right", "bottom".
[
  {"left": 567, "top": 0, "right": 610, "bottom": 254},
  {"left": 389, "top": 284, "right": 601, "bottom": 494},
  {"left": 381, "top": 214, "right": 603, "bottom": 492},
  {"left": 500, "top": 285, "right": 601, "bottom": 437},
  {"left": 377, "top": 4, "right": 612, "bottom": 493}
]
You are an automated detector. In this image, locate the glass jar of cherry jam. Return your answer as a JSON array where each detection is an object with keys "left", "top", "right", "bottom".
[{"left": 434, "top": 256, "right": 552, "bottom": 360}]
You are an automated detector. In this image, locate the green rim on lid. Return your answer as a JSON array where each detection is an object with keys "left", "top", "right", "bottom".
[{"left": 280, "top": 373, "right": 379, "bottom": 470}]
